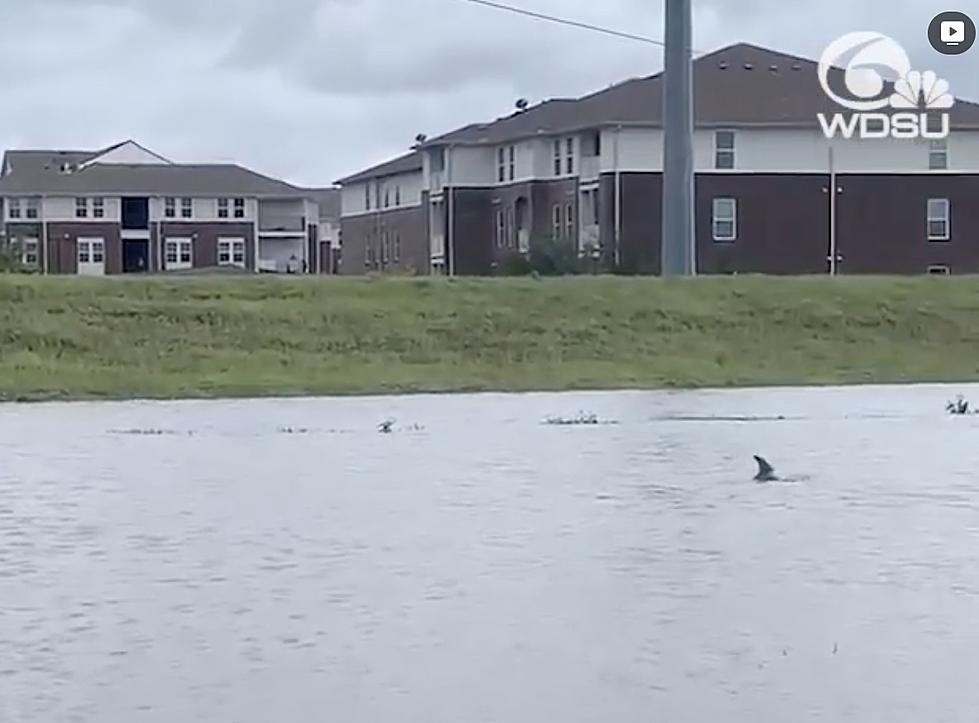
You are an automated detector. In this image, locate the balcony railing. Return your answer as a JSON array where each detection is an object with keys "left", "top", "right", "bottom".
[{"left": 259, "top": 217, "right": 306, "bottom": 233}]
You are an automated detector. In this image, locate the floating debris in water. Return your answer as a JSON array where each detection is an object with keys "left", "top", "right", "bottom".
[
  {"left": 277, "top": 427, "right": 311, "bottom": 435},
  {"left": 110, "top": 428, "right": 187, "bottom": 436},
  {"left": 946, "top": 395, "right": 974, "bottom": 415},
  {"left": 543, "top": 412, "right": 616, "bottom": 426}
]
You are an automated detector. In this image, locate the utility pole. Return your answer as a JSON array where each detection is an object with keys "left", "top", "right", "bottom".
[{"left": 661, "top": 0, "right": 696, "bottom": 276}]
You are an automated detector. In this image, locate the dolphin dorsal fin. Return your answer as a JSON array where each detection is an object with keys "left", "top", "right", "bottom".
[{"left": 754, "top": 455, "right": 775, "bottom": 477}]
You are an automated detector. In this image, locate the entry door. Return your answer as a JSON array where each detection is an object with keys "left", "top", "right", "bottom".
[{"left": 77, "top": 238, "right": 106, "bottom": 276}]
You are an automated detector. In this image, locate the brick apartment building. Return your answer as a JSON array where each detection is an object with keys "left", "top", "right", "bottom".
[
  {"left": 336, "top": 42, "right": 979, "bottom": 276},
  {"left": 0, "top": 140, "right": 340, "bottom": 275}
]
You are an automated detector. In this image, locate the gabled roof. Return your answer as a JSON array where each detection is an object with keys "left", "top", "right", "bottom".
[
  {"left": 0, "top": 142, "right": 308, "bottom": 198},
  {"left": 335, "top": 151, "right": 423, "bottom": 185},
  {"left": 417, "top": 42, "right": 979, "bottom": 147},
  {"left": 304, "top": 187, "right": 341, "bottom": 219}
]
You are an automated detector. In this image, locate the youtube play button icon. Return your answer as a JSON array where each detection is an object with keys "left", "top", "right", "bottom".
[{"left": 929, "top": 11, "right": 976, "bottom": 55}]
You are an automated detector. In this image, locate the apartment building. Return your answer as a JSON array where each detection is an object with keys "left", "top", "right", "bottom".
[
  {"left": 0, "top": 140, "right": 320, "bottom": 275},
  {"left": 337, "top": 42, "right": 979, "bottom": 276}
]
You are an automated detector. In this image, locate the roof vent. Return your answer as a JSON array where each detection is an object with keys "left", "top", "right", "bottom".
[
  {"left": 791, "top": 63, "right": 802, "bottom": 70},
  {"left": 769, "top": 64, "right": 778, "bottom": 72},
  {"left": 744, "top": 62, "right": 754, "bottom": 70},
  {"left": 719, "top": 61, "right": 729, "bottom": 69},
  {"left": 59, "top": 162, "right": 74, "bottom": 174}
]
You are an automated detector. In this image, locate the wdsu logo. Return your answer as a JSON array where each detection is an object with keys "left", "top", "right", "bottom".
[{"left": 817, "top": 31, "right": 954, "bottom": 140}]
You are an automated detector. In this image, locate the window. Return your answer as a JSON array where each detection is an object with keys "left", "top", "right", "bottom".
[
  {"left": 92, "top": 197, "right": 104, "bottom": 219},
  {"left": 928, "top": 265, "right": 950, "bottom": 275},
  {"left": 78, "top": 242, "right": 90, "bottom": 264},
  {"left": 553, "top": 139, "right": 562, "bottom": 175},
  {"left": 374, "top": 183, "right": 381, "bottom": 210},
  {"left": 78, "top": 239, "right": 104, "bottom": 265},
  {"left": 365, "top": 184, "right": 371, "bottom": 211},
  {"left": 218, "top": 198, "right": 229, "bottom": 218},
  {"left": 715, "top": 130, "right": 736, "bottom": 169},
  {"left": 217, "top": 237, "right": 246, "bottom": 267},
  {"left": 929, "top": 139, "right": 948, "bottom": 170},
  {"left": 22, "top": 238, "right": 39, "bottom": 267},
  {"left": 180, "top": 198, "right": 192, "bottom": 219},
  {"left": 587, "top": 131, "right": 601, "bottom": 157},
  {"left": 234, "top": 198, "right": 245, "bottom": 218},
  {"left": 394, "top": 233, "right": 401, "bottom": 262},
  {"left": 565, "top": 137, "right": 574, "bottom": 175},
  {"left": 552, "top": 204, "right": 562, "bottom": 238},
  {"left": 25, "top": 198, "right": 39, "bottom": 219},
  {"left": 927, "top": 198, "right": 950, "bottom": 241},
  {"left": 505, "top": 206, "right": 514, "bottom": 248},
  {"left": 508, "top": 146, "right": 515, "bottom": 181},
  {"left": 395, "top": 186, "right": 401, "bottom": 206},
  {"left": 75, "top": 197, "right": 88, "bottom": 219},
  {"left": 164, "top": 197, "right": 176, "bottom": 218},
  {"left": 565, "top": 202, "right": 574, "bottom": 239},
  {"left": 381, "top": 231, "right": 389, "bottom": 264},
  {"left": 8, "top": 199, "right": 21, "bottom": 219},
  {"left": 364, "top": 238, "right": 371, "bottom": 266},
  {"left": 497, "top": 147, "right": 506, "bottom": 183},
  {"left": 164, "top": 238, "right": 193, "bottom": 270},
  {"left": 712, "top": 198, "right": 737, "bottom": 241},
  {"left": 496, "top": 208, "right": 505, "bottom": 247}
]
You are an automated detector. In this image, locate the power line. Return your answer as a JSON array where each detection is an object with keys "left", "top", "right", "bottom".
[{"left": 459, "top": 0, "right": 666, "bottom": 47}]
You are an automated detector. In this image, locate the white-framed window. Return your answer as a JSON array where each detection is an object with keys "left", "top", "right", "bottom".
[
  {"left": 374, "top": 184, "right": 381, "bottom": 210},
  {"left": 565, "top": 202, "right": 574, "bottom": 238},
  {"left": 8, "top": 198, "right": 21, "bottom": 219},
  {"left": 497, "top": 147, "right": 506, "bottom": 183},
  {"left": 164, "top": 197, "right": 176, "bottom": 218},
  {"left": 565, "top": 137, "right": 574, "bottom": 175},
  {"left": 929, "top": 139, "right": 948, "bottom": 170},
  {"left": 714, "top": 130, "right": 736, "bottom": 170},
  {"left": 180, "top": 198, "right": 193, "bottom": 219},
  {"left": 77, "top": 237, "right": 105, "bottom": 275},
  {"left": 395, "top": 186, "right": 401, "bottom": 206},
  {"left": 496, "top": 208, "right": 505, "bottom": 247},
  {"left": 552, "top": 204, "right": 562, "bottom": 238},
  {"left": 25, "top": 198, "right": 39, "bottom": 219},
  {"left": 394, "top": 233, "right": 401, "bottom": 262},
  {"left": 75, "top": 197, "right": 88, "bottom": 218},
  {"left": 928, "top": 265, "right": 950, "bottom": 276},
  {"left": 233, "top": 198, "right": 245, "bottom": 218},
  {"left": 381, "top": 231, "right": 389, "bottom": 264},
  {"left": 365, "top": 184, "right": 371, "bottom": 211},
  {"left": 217, "top": 237, "right": 246, "bottom": 267},
  {"left": 712, "top": 197, "right": 737, "bottom": 241},
  {"left": 383, "top": 186, "right": 390, "bottom": 209},
  {"left": 92, "top": 197, "right": 105, "bottom": 219},
  {"left": 505, "top": 206, "right": 514, "bottom": 248},
  {"left": 164, "top": 237, "right": 193, "bottom": 270},
  {"left": 508, "top": 146, "right": 515, "bottom": 181},
  {"left": 553, "top": 139, "right": 562, "bottom": 175},
  {"left": 22, "top": 237, "right": 39, "bottom": 267},
  {"left": 927, "top": 198, "right": 950, "bottom": 241},
  {"left": 218, "top": 198, "right": 229, "bottom": 218}
]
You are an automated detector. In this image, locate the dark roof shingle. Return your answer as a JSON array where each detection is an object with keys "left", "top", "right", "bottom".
[{"left": 335, "top": 151, "right": 422, "bottom": 185}]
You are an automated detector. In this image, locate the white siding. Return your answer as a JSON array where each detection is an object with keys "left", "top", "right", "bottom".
[
  {"left": 448, "top": 146, "right": 494, "bottom": 186},
  {"left": 601, "top": 127, "right": 979, "bottom": 173},
  {"left": 43, "top": 196, "right": 121, "bottom": 221},
  {"left": 84, "top": 141, "right": 170, "bottom": 166},
  {"left": 148, "top": 197, "right": 257, "bottom": 222},
  {"left": 341, "top": 170, "right": 424, "bottom": 218}
]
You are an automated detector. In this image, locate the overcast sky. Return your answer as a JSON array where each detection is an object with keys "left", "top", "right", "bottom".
[{"left": 0, "top": 0, "right": 973, "bottom": 186}]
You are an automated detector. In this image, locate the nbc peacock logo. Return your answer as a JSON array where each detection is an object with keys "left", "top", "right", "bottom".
[{"left": 816, "top": 31, "right": 955, "bottom": 140}]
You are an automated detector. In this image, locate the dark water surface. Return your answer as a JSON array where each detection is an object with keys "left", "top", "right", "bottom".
[{"left": 3, "top": 385, "right": 979, "bottom": 722}]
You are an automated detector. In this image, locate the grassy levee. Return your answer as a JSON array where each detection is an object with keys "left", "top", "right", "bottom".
[{"left": 0, "top": 274, "right": 977, "bottom": 401}]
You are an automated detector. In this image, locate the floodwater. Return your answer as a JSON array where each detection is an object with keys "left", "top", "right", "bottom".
[{"left": 3, "top": 385, "right": 979, "bottom": 722}]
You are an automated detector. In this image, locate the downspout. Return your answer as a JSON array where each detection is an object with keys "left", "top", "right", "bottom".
[
  {"left": 253, "top": 198, "right": 260, "bottom": 273},
  {"left": 447, "top": 145, "right": 456, "bottom": 276},
  {"left": 41, "top": 194, "right": 49, "bottom": 274},
  {"left": 614, "top": 125, "right": 622, "bottom": 266},
  {"left": 828, "top": 146, "right": 837, "bottom": 276}
]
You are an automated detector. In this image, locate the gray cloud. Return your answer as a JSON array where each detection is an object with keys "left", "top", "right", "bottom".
[{"left": 0, "top": 0, "right": 975, "bottom": 186}]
